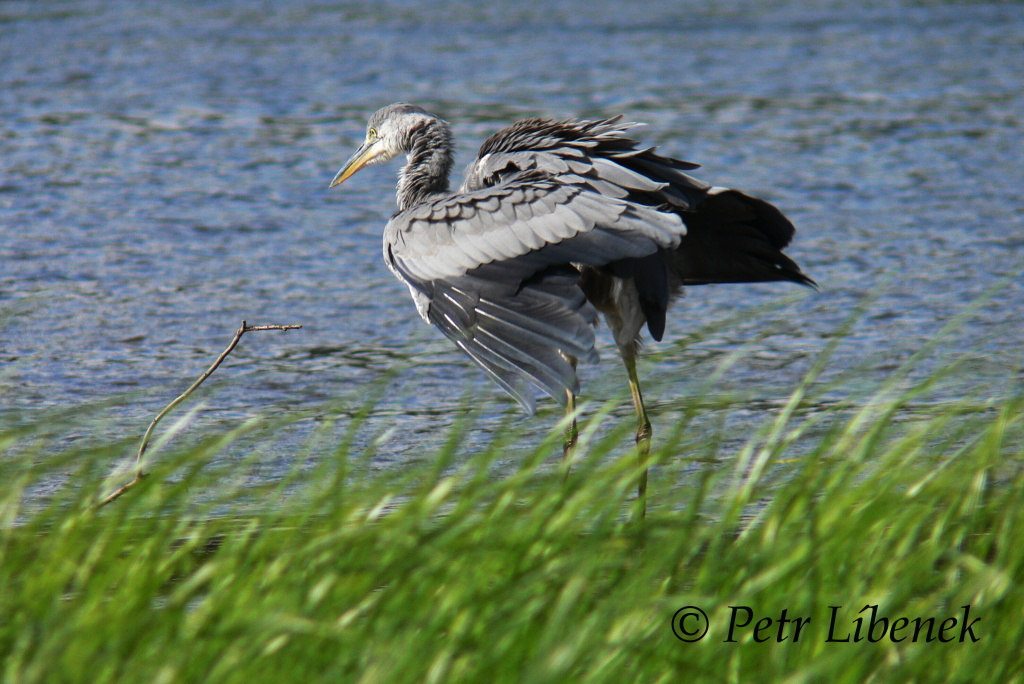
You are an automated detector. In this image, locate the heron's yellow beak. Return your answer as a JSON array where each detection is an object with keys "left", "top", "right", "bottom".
[{"left": 329, "top": 140, "right": 381, "bottom": 188}]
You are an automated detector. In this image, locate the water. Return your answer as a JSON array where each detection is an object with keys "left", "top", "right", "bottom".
[{"left": 2, "top": 0, "right": 1022, "bottom": 466}]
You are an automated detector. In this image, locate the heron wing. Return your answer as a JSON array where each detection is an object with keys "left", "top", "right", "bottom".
[
  {"left": 384, "top": 172, "right": 684, "bottom": 411},
  {"left": 461, "top": 117, "right": 814, "bottom": 337},
  {"left": 387, "top": 172, "right": 683, "bottom": 282}
]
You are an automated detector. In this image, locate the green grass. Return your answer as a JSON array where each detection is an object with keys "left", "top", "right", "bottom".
[{"left": 2, "top": 341, "right": 1023, "bottom": 683}]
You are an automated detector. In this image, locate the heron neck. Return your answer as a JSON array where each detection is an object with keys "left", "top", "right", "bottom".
[{"left": 397, "top": 119, "right": 454, "bottom": 211}]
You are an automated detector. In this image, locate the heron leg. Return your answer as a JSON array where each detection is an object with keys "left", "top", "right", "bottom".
[
  {"left": 562, "top": 354, "right": 579, "bottom": 470},
  {"left": 623, "top": 347, "right": 652, "bottom": 520},
  {"left": 563, "top": 390, "right": 578, "bottom": 469}
]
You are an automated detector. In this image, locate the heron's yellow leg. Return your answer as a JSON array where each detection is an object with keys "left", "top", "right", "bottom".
[
  {"left": 624, "top": 353, "right": 652, "bottom": 521},
  {"left": 563, "top": 390, "right": 578, "bottom": 469},
  {"left": 562, "top": 355, "right": 579, "bottom": 471}
]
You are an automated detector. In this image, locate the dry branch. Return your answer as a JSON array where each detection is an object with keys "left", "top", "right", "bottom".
[{"left": 96, "top": 320, "right": 302, "bottom": 508}]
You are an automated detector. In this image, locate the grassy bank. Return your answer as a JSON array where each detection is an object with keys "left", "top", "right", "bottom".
[{"left": 2, "top": 349, "right": 1022, "bottom": 683}]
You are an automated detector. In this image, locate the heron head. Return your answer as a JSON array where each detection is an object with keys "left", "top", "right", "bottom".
[{"left": 329, "top": 103, "right": 441, "bottom": 188}]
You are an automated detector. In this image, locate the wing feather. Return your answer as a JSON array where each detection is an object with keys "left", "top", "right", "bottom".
[{"left": 406, "top": 267, "right": 601, "bottom": 412}]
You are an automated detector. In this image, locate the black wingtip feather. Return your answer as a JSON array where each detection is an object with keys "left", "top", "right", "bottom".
[{"left": 673, "top": 188, "right": 815, "bottom": 289}]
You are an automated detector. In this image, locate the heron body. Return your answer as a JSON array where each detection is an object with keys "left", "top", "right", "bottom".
[{"left": 331, "top": 103, "right": 814, "bottom": 518}]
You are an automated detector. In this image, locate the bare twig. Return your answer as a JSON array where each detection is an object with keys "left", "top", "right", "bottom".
[{"left": 96, "top": 320, "right": 302, "bottom": 508}]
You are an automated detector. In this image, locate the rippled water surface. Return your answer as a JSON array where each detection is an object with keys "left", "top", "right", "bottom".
[{"left": 2, "top": 0, "right": 1022, "bottom": 464}]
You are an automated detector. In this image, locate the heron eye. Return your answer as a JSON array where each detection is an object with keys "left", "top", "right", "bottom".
[{"left": 368, "top": 128, "right": 378, "bottom": 140}]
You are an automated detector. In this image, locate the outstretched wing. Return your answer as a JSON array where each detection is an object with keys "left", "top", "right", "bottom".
[
  {"left": 385, "top": 170, "right": 684, "bottom": 412},
  {"left": 462, "top": 117, "right": 816, "bottom": 336}
]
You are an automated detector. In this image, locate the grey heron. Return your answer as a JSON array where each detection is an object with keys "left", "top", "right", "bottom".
[{"left": 330, "top": 103, "right": 814, "bottom": 518}]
